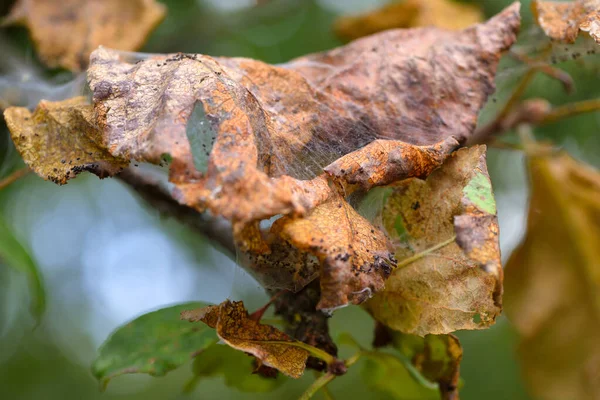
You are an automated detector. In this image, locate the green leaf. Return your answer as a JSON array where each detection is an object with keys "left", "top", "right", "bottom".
[
  {"left": 92, "top": 302, "right": 217, "bottom": 389},
  {"left": 0, "top": 215, "right": 45, "bottom": 321},
  {"left": 392, "top": 332, "right": 464, "bottom": 398},
  {"left": 361, "top": 351, "right": 440, "bottom": 400},
  {"left": 462, "top": 171, "right": 496, "bottom": 214},
  {"left": 185, "top": 343, "right": 285, "bottom": 393}
]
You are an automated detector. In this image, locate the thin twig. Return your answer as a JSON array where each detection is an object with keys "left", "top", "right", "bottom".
[
  {"left": 539, "top": 99, "right": 600, "bottom": 125},
  {"left": 0, "top": 167, "right": 30, "bottom": 191},
  {"left": 509, "top": 51, "right": 574, "bottom": 93}
]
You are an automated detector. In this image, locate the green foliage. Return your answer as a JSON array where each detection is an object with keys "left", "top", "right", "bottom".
[
  {"left": 185, "top": 343, "right": 285, "bottom": 393},
  {"left": 92, "top": 302, "right": 217, "bottom": 389},
  {"left": 0, "top": 214, "right": 45, "bottom": 321},
  {"left": 360, "top": 351, "right": 440, "bottom": 400}
]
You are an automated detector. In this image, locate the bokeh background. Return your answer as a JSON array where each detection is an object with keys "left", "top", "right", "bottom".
[{"left": 0, "top": 0, "right": 598, "bottom": 399}]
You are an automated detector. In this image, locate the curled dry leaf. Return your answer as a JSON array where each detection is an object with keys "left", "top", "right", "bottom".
[
  {"left": 2, "top": 0, "right": 166, "bottom": 71},
  {"left": 5, "top": 4, "right": 520, "bottom": 310},
  {"left": 532, "top": 0, "right": 600, "bottom": 44},
  {"left": 334, "top": 0, "right": 484, "bottom": 42},
  {"left": 366, "top": 146, "right": 502, "bottom": 335},
  {"left": 505, "top": 150, "right": 600, "bottom": 400},
  {"left": 3, "top": 97, "right": 128, "bottom": 184},
  {"left": 271, "top": 193, "right": 396, "bottom": 311},
  {"left": 181, "top": 300, "right": 310, "bottom": 378}
]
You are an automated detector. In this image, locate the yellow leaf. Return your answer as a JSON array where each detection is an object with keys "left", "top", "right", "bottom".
[
  {"left": 3, "top": 97, "right": 128, "bottom": 184},
  {"left": 505, "top": 150, "right": 600, "bottom": 400},
  {"left": 2, "top": 0, "right": 166, "bottom": 71},
  {"left": 334, "top": 0, "right": 484, "bottom": 42},
  {"left": 366, "top": 146, "right": 502, "bottom": 335}
]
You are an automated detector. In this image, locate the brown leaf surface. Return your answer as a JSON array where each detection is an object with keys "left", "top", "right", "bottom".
[
  {"left": 2, "top": 0, "right": 166, "bottom": 71},
  {"left": 532, "top": 0, "right": 600, "bottom": 44},
  {"left": 334, "top": 0, "right": 484, "bottom": 42},
  {"left": 84, "top": 3, "right": 519, "bottom": 224},
  {"left": 504, "top": 150, "right": 600, "bottom": 400},
  {"left": 366, "top": 146, "right": 502, "bottom": 335},
  {"left": 3, "top": 97, "right": 127, "bottom": 184},
  {"left": 181, "top": 300, "right": 309, "bottom": 378}
]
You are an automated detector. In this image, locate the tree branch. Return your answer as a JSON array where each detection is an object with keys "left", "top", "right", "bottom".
[{"left": 117, "top": 167, "right": 236, "bottom": 257}]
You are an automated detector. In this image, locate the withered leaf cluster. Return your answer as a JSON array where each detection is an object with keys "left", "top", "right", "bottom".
[
  {"left": 2, "top": 0, "right": 166, "bottom": 71},
  {"left": 5, "top": 5, "right": 520, "bottom": 330}
]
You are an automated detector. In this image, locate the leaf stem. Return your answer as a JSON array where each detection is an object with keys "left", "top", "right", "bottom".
[
  {"left": 298, "top": 351, "right": 362, "bottom": 400},
  {"left": 0, "top": 167, "right": 30, "bottom": 191},
  {"left": 344, "top": 352, "right": 361, "bottom": 368},
  {"left": 258, "top": 340, "right": 337, "bottom": 365},
  {"left": 395, "top": 235, "right": 457, "bottom": 270},
  {"left": 298, "top": 373, "right": 336, "bottom": 400},
  {"left": 540, "top": 99, "right": 600, "bottom": 125}
]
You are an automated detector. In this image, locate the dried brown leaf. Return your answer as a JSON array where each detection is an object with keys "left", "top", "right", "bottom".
[
  {"left": 532, "top": 0, "right": 600, "bottom": 44},
  {"left": 272, "top": 193, "right": 395, "bottom": 311},
  {"left": 2, "top": 0, "right": 166, "bottom": 71},
  {"left": 181, "top": 300, "right": 310, "bottom": 378},
  {"left": 366, "top": 146, "right": 502, "bottom": 335},
  {"left": 3, "top": 97, "right": 127, "bottom": 184},
  {"left": 324, "top": 137, "right": 459, "bottom": 192},
  {"left": 505, "top": 150, "right": 600, "bottom": 400},
  {"left": 334, "top": 0, "right": 484, "bottom": 42}
]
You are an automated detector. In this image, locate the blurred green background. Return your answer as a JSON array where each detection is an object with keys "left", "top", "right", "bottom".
[{"left": 0, "top": 0, "right": 598, "bottom": 399}]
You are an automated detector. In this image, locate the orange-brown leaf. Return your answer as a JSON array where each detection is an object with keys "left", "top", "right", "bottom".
[
  {"left": 2, "top": 0, "right": 166, "bottom": 71},
  {"left": 532, "top": 0, "right": 600, "bottom": 44},
  {"left": 324, "top": 137, "right": 459, "bottom": 192},
  {"left": 272, "top": 193, "right": 395, "bottom": 311},
  {"left": 504, "top": 150, "right": 600, "bottom": 400},
  {"left": 182, "top": 300, "right": 310, "bottom": 378}
]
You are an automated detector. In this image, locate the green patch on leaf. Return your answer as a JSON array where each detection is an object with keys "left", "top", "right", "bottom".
[
  {"left": 185, "top": 343, "right": 285, "bottom": 393},
  {"left": 0, "top": 215, "right": 45, "bottom": 321},
  {"left": 186, "top": 101, "right": 217, "bottom": 174},
  {"left": 463, "top": 172, "right": 496, "bottom": 214},
  {"left": 394, "top": 215, "right": 410, "bottom": 243},
  {"left": 92, "top": 302, "right": 217, "bottom": 389},
  {"left": 361, "top": 351, "right": 440, "bottom": 400}
]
